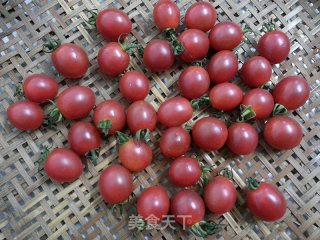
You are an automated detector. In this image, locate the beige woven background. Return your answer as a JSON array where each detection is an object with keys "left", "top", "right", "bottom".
[{"left": 0, "top": 0, "right": 319, "bottom": 239}]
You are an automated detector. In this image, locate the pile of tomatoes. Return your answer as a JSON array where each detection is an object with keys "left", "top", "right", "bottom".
[{"left": 7, "top": 0, "right": 310, "bottom": 237}]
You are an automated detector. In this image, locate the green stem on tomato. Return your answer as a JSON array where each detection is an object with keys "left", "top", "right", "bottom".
[
  {"left": 164, "top": 28, "right": 186, "bottom": 56},
  {"left": 14, "top": 84, "right": 24, "bottom": 97},
  {"left": 43, "top": 39, "right": 61, "bottom": 53},
  {"left": 221, "top": 167, "right": 233, "bottom": 180},
  {"left": 190, "top": 220, "right": 222, "bottom": 237},
  {"left": 97, "top": 119, "right": 112, "bottom": 136},
  {"left": 85, "top": 9, "right": 98, "bottom": 26},
  {"left": 237, "top": 104, "right": 256, "bottom": 122},
  {"left": 191, "top": 96, "right": 210, "bottom": 110},
  {"left": 272, "top": 103, "right": 287, "bottom": 116},
  {"left": 41, "top": 146, "right": 50, "bottom": 162},
  {"left": 135, "top": 129, "right": 150, "bottom": 144},
  {"left": 247, "top": 177, "right": 260, "bottom": 190},
  {"left": 85, "top": 148, "right": 100, "bottom": 164},
  {"left": 42, "top": 100, "right": 64, "bottom": 130},
  {"left": 116, "top": 131, "right": 130, "bottom": 145},
  {"left": 111, "top": 199, "right": 130, "bottom": 215}
]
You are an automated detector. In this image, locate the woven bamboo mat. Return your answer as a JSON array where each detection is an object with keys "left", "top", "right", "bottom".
[{"left": 0, "top": 0, "right": 319, "bottom": 239}]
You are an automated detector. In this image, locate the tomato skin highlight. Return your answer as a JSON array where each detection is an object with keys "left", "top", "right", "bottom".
[
  {"left": 119, "top": 71, "right": 149, "bottom": 101},
  {"left": 153, "top": 0, "right": 180, "bottom": 31}
]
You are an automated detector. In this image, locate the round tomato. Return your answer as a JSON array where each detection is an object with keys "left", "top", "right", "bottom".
[
  {"left": 153, "top": 0, "right": 180, "bottom": 31},
  {"left": 7, "top": 101, "right": 44, "bottom": 130},
  {"left": 207, "top": 50, "right": 238, "bottom": 83},
  {"left": 185, "top": 2, "right": 216, "bottom": 32},
  {"left": 209, "top": 22, "right": 242, "bottom": 50},
  {"left": 99, "top": 164, "right": 133, "bottom": 204},
  {"left": 263, "top": 116, "right": 302, "bottom": 150},
  {"left": 44, "top": 148, "right": 82, "bottom": 182},
  {"left": 119, "top": 71, "right": 149, "bottom": 101}
]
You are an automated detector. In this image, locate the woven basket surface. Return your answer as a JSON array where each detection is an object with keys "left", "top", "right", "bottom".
[{"left": 0, "top": 0, "right": 320, "bottom": 239}]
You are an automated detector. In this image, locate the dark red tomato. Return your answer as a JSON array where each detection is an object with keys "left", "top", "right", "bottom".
[
  {"left": 96, "top": 9, "right": 132, "bottom": 41},
  {"left": 127, "top": 100, "right": 157, "bottom": 134},
  {"left": 98, "top": 42, "right": 130, "bottom": 76},
  {"left": 177, "top": 29, "right": 210, "bottom": 62},
  {"left": 51, "top": 43, "right": 89, "bottom": 79},
  {"left": 137, "top": 186, "right": 170, "bottom": 223},
  {"left": 23, "top": 74, "right": 58, "bottom": 103},
  {"left": 227, "top": 123, "right": 258, "bottom": 155},
  {"left": 7, "top": 101, "right": 44, "bottom": 130},
  {"left": 143, "top": 40, "right": 174, "bottom": 72},
  {"left": 119, "top": 138, "right": 152, "bottom": 171},
  {"left": 247, "top": 181, "right": 286, "bottom": 221},
  {"left": 44, "top": 148, "right": 82, "bottom": 182},
  {"left": 178, "top": 66, "right": 210, "bottom": 99},
  {"left": 209, "top": 22, "right": 242, "bottom": 50},
  {"left": 99, "top": 164, "right": 133, "bottom": 204},
  {"left": 207, "top": 50, "right": 238, "bottom": 83},
  {"left": 185, "top": 2, "right": 216, "bottom": 32},
  {"left": 158, "top": 97, "right": 193, "bottom": 127},
  {"left": 119, "top": 71, "right": 149, "bottom": 101},
  {"left": 57, "top": 86, "right": 95, "bottom": 119},
  {"left": 160, "top": 127, "right": 191, "bottom": 158},
  {"left": 169, "top": 157, "right": 201, "bottom": 187},
  {"left": 153, "top": 0, "right": 180, "bottom": 31},
  {"left": 273, "top": 76, "right": 310, "bottom": 110},
  {"left": 204, "top": 176, "right": 237, "bottom": 214},
  {"left": 240, "top": 56, "right": 272, "bottom": 87},
  {"left": 258, "top": 30, "right": 290, "bottom": 64},
  {"left": 242, "top": 89, "right": 274, "bottom": 120},
  {"left": 171, "top": 189, "right": 205, "bottom": 226},
  {"left": 209, "top": 83, "right": 243, "bottom": 111},
  {"left": 264, "top": 116, "right": 302, "bottom": 150},
  {"left": 93, "top": 100, "right": 126, "bottom": 135},
  {"left": 192, "top": 117, "right": 228, "bottom": 151},
  {"left": 68, "top": 122, "right": 101, "bottom": 156}
]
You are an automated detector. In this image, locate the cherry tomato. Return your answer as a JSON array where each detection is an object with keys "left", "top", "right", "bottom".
[
  {"left": 23, "top": 74, "right": 58, "bottom": 103},
  {"left": 258, "top": 30, "right": 290, "bottom": 64},
  {"left": 192, "top": 117, "right": 228, "bottom": 151},
  {"left": 160, "top": 127, "right": 191, "bottom": 158},
  {"left": 204, "top": 176, "right": 237, "bottom": 214},
  {"left": 98, "top": 42, "right": 130, "bottom": 76},
  {"left": 99, "top": 165, "right": 133, "bottom": 204},
  {"left": 207, "top": 50, "right": 238, "bottom": 83},
  {"left": 178, "top": 29, "right": 210, "bottom": 62},
  {"left": 209, "top": 83, "right": 243, "bottom": 111},
  {"left": 51, "top": 43, "right": 89, "bottom": 79},
  {"left": 127, "top": 100, "right": 157, "bottom": 134},
  {"left": 93, "top": 100, "right": 126, "bottom": 135},
  {"left": 137, "top": 186, "right": 170, "bottom": 223},
  {"left": 240, "top": 56, "right": 272, "bottom": 87},
  {"left": 185, "top": 2, "right": 216, "bottom": 32},
  {"left": 7, "top": 101, "right": 44, "bottom": 130},
  {"left": 178, "top": 66, "right": 210, "bottom": 99},
  {"left": 227, "top": 123, "right": 258, "bottom": 155},
  {"left": 96, "top": 9, "right": 131, "bottom": 41},
  {"left": 143, "top": 40, "right": 174, "bottom": 72},
  {"left": 263, "top": 116, "right": 302, "bottom": 150},
  {"left": 44, "top": 148, "right": 82, "bottom": 182},
  {"left": 273, "top": 76, "right": 310, "bottom": 110},
  {"left": 153, "top": 0, "right": 180, "bottom": 31},
  {"left": 169, "top": 157, "right": 201, "bottom": 187},
  {"left": 119, "top": 71, "right": 149, "bottom": 101},
  {"left": 209, "top": 22, "right": 242, "bottom": 50},
  {"left": 158, "top": 97, "right": 193, "bottom": 127}
]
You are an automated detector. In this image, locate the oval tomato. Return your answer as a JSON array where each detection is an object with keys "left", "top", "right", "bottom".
[
  {"left": 153, "top": 0, "right": 180, "bottom": 31},
  {"left": 209, "top": 22, "right": 242, "bottom": 50},
  {"left": 185, "top": 2, "right": 216, "bottom": 32},
  {"left": 119, "top": 71, "right": 149, "bottom": 101}
]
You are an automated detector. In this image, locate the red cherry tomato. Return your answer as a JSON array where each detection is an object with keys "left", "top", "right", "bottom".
[
  {"left": 169, "top": 157, "right": 201, "bottom": 187},
  {"left": 178, "top": 66, "right": 210, "bottom": 99},
  {"left": 23, "top": 74, "right": 58, "bottom": 103},
  {"left": 57, "top": 86, "right": 95, "bottom": 119},
  {"left": 96, "top": 9, "right": 131, "bottom": 41},
  {"left": 240, "top": 56, "right": 272, "bottom": 87},
  {"left": 273, "top": 76, "right": 310, "bottom": 110},
  {"left": 160, "top": 127, "right": 191, "bottom": 158},
  {"left": 192, "top": 117, "right": 228, "bottom": 151},
  {"left": 209, "top": 83, "right": 243, "bottom": 111},
  {"left": 209, "top": 22, "right": 242, "bottom": 50},
  {"left": 127, "top": 100, "right": 157, "bottom": 134},
  {"left": 44, "top": 148, "right": 83, "bottom": 182},
  {"left": 119, "top": 71, "right": 149, "bottom": 101},
  {"left": 158, "top": 97, "right": 193, "bottom": 127},
  {"left": 227, "top": 123, "right": 258, "bottom": 155},
  {"left": 51, "top": 43, "right": 89, "bottom": 79},
  {"left": 7, "top": 101, "right": 44, "bottom": 130},
  {"left": 258, "top": 30, "right": 290, "bottom": 64},
  {"left": 204, "top": 176, "right": 237, "bottom": 214},
  {"left": 153, "top": 0, "right": 180, "bottom": 31},
  {"left": 143, "top": 40, "right": 174, "bottom": 72},
  {"left": 207, "top": 50, "right": 238, "bottom": 83},
  {"left": 264, "top": 116, "right": 302, "bottom": 150},
  {"left": 99, "top": 165, "right": 133, "bottom": 204},
  {"left": 137, "top": 186, "right": 170, "bottom": 223},
  {"left": 185, "top": 2, "right": 216, "bottom": 32}
]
